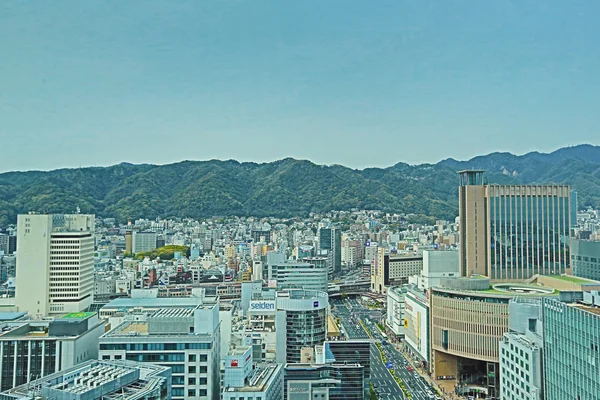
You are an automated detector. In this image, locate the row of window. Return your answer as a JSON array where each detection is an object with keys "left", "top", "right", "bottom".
[{"left": 99, "top": 342, "right": 212, "bottom": 351}]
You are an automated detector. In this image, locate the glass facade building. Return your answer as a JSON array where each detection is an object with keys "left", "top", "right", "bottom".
[
  {"left": 543, "top": 297, "right": 600, "bottom": 400},
  {"left": 488, "top": 185, "right": 571, "bottom": 280},
  {"left": 276, "top": 290, "right": 329, "bottom": 364},
  {"left": 284, "top": 363, "right": 364, "bottom": 400},
  {"left": 459, "top": 170, "right": 572, "bottom": 280}
]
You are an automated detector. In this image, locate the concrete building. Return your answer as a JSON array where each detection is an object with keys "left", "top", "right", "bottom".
[
  {"left": 276, "top": 290, "right": 328, "bottom": 364},
  {"left": 16, "top": 214, "right": 95, "bottom": 316},
  {"left": 543, "top": 293, "right": 600, "bottom": 400},
  {"left": 458, "top": 170, "right": 573, "bottom": 280},
  {"left": 0, "top": 360, "right": 172, "bottom": 400},
  {"left": 0, "top": 312, "right": 106, "bottom": 392},
  {"left": 222, "top": 345, "right": 283, "bottom": 400},
  {"left": 571, "top": 239, "right": 600, "bottom": 280},
  {"left": 364, "top": 243, "right": 378, "bottom": 263},
  {"left": 403, "top": 285, "right": 430, "bottom": 367},
  {"left": 372, "top": 247, "right": 423, "bottom": 294},
  {"left": 429, "top": 276, "right": 557, "bottom": 399},
  {"left": 421, "top": 249, "right": 460, "bottom": 290},
  {"left": 99, "top": 305, "right": 221, "bottom": 400},
  {"left": 386, "top": 285, "right": 406, "bottom": 338},
  {"left": 94, "top": 278, "right": 116, "bottom": 296},
  {"left": 267, "top": 260, "right": 328, "bottom": 292},
  {"left": 0, "top": 234, "right": 9, "bottom": 255},
  {"left": 499, "top": 298, "right": 544, "bottom": 400},
  {"left": 131, "top": 231, "right": 158, "bottom": 254}
]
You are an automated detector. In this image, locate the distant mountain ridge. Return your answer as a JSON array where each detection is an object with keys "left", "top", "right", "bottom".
[{"left": 1, "top": 144, "right": 599, "bottom": 225}]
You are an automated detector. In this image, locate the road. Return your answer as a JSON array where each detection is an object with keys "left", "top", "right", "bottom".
[{"left": 332, "top": 296, "right": 440, "bottom": 400}]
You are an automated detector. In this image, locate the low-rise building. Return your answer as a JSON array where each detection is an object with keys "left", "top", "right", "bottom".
[
  {"left": 0, "top": 360, "right": 171, "bottom": 400},
  {"left": 0, "top": 312, "right": 106, "bottom": 392},
  {"left": 222, "top": 345, "right": 283, "bottom": 400}
]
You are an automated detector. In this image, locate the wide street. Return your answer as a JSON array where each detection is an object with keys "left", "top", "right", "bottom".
[{"left": 331, "top": 296, "right": 440, "bottom": 400}]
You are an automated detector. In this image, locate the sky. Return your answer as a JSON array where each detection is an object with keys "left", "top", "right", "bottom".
[{"left": 1, "top": 0, "right": 599, "bottom": 172}]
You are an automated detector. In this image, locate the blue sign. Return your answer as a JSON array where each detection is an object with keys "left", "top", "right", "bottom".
[
  {"left": 313, "top": 301, "right": 319, "bottom": 308},
  {"left": 250, "top": 302, "right": 275, "bottom": 310},
  {"left": 385, "top": 362, "right": 393, "bottom": 369}
]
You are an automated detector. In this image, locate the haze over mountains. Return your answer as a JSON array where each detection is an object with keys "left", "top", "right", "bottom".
[{"left": 1, "top": 144, "right": 599, "bottom": 226}]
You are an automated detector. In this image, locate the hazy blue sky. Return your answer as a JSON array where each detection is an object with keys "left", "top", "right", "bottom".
[{"left": 1, "top": 1, "right": 599, "bottom": 172}]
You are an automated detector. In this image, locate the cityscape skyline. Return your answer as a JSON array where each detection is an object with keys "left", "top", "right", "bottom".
[{"left": 2, "top": 1, "right": 600, "bottom": 171}]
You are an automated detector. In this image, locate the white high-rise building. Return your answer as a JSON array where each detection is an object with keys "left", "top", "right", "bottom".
[
  {"left": 132, "top": 231, "right": 158, "bottom": 253},
  {"left": 16, "top": 214, "right": 95, "bottom": 316}
]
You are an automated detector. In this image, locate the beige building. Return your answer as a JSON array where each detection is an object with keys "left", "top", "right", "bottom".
[
  {"left": 458, "top": 170, "right": 572, "bottom": 281},
  {"left": 371, "top": 247, "right": 423, "bottom": 294},
  {"left": 16, "top": 214, "right": 95, "bottom": 317},
  {"left": 429, "top": 276, "right": 558, "bottom": 398}
]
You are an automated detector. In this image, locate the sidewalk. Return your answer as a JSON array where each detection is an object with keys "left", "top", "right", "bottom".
[{"left": 394, "top": 343, "right": 456, "bottom": 400}]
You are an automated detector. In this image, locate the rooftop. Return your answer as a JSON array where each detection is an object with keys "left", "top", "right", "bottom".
[
  {"left": 549, "top": 275, "right": 595, "bottom": 284},
  {"left": 101, "top": 296, "right": 217, "bottom": 311},
  {"left": 1, "top": 360, "right": 169, "bottom": 400},
  {"left": 225, "top": 364, "right": 282, "bottom": 393},
  {"left": 573, "top": 304, "right": 600, "bottom": 316},
  {"left": 61, "top": 311, "right": 96, "bottom": 319}
]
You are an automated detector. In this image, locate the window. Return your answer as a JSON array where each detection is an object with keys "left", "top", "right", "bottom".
[
  {"left": 188, "top": 366, "right": 196, "bottom": 374},
  {"left": 187, "top": 390, "right": 195, "bottom": 397},
  {"left": 188, "top": 377, "right": 196, "bottom": 385},
  {"left": 189, "top": 354, "right": 196, "bottom": 362}
]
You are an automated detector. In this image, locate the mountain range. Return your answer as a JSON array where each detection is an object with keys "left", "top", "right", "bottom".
[{"left": 1, "top": 144, "right": 599, "bottom": 226}]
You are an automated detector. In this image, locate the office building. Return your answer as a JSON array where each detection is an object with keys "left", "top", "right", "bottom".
[
  {"left": 499, "top": 298, "right": 544, "bottom": 400},
  {"left": 99, "top": 305, "right": 220, "bottom": 400},
  {"left": 372, "top": 247, "right": 423, "bottom": 294},
  {"left": 16, "top": 213, "right": 95, "bottom": 316},
  {"left": 319, "top": 227, "right": 341, "bottom": 274},
  {"left": 276, "top": 290, "right": 328, "bottom": 363},
  {"left": 543, "top": 293, "right": 600, "bottom": 400},
  {"left": 458, "top": 170, "right": 572, "bottom": 280},
  {"left": 267, "top": 260, "right": 328, "bottom": 292},
  {"left": 0, "top": 312, "right": 105, "bottom": 392},
  {"left": 0, "top": 360, "right": 172, "bottom": 400},
  {"left": 284, "top": 362, "right": 364, "bottom": 400},
  {"left": 131, "top": 231, "right": 158, "bottom": 254},
  {"left": 571, "top": 239, "right": 600, "bottom": 281},
  {"left": 420, "top": 249, "right": 460, "bottom": 290},
  {"left": 222, "top": 345, "right": 284, "bottom": 400}
]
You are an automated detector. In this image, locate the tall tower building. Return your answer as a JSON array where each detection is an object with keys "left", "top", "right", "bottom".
[
  {"left": 319, "top": 227, "right": 341, "bottom": 275},
  {"left": 458, "top": 171, "right": 572, "bottom": 280},
  {"left": 16, "top": 214, "right": 95, "bottom": 316}
]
